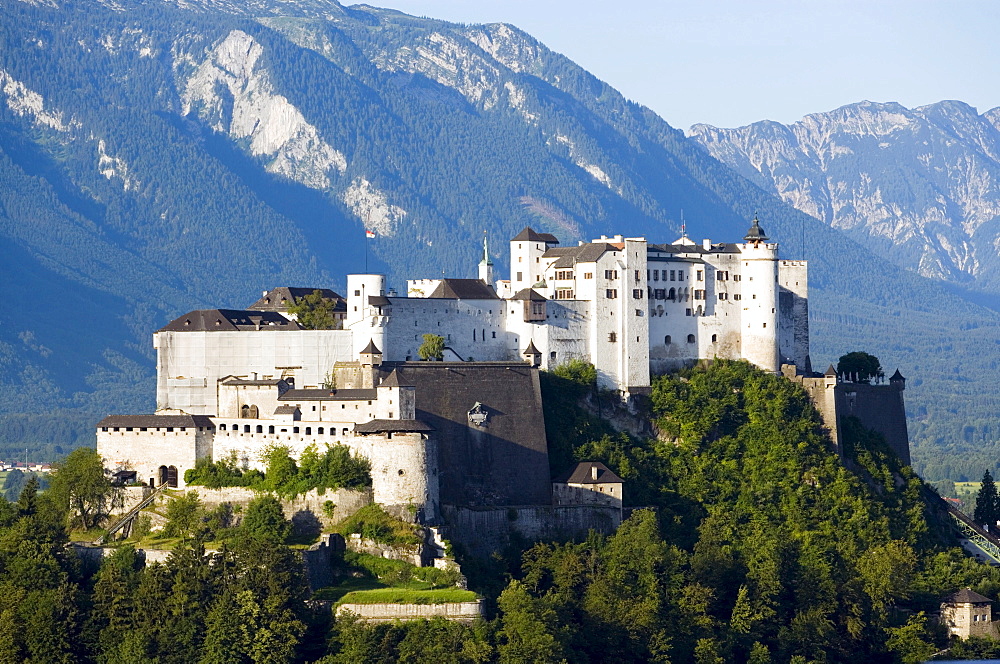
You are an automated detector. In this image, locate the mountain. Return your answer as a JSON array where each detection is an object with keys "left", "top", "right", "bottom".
[
  {"left": 689, "top": 100, "right": 1000, "bottom": 295},
  {"left": 1, "top": 0, "right": 998, "bottom": 481}
]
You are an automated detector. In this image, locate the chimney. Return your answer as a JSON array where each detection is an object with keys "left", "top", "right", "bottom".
[
  {"left": 252, "top": 372, "right": 258, "bottom": 380},
  {"left": 591, "top": 465, "right": 598, "bottom": 481},
  {"left": 703, "top": 239, "right": 711, "bottom": 251}
]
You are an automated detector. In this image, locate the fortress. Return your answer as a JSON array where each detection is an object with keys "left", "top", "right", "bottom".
[{"left": 97, "top": 217, "right": 907, "bottom": 537}]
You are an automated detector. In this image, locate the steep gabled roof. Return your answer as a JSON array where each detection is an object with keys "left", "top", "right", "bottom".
[
  {"left": 523, "top": 340, "right": 540, "bottom": 356},
  {"left": 158, "top": 309, "right": 301, "bottom": 333},
  {"left": 428, "top": 279, "right": 499, "bottom": 300},
  {"left": 943, "top": 588, "right": 993, "bottom": 605},
  {"left": 360, "top": 339, "right": 382, "bottom": 355},
  {"left": 379, "top": 369, "right": 412, "bottom": 388},
  {"left": 553, "top": 461, "right": 623, "bottom": 485},
  {"left": 890, "top": 368, "right": 905, "bottom": 381}
]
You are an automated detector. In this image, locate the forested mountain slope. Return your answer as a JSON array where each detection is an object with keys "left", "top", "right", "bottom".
[{"left": 1, "top": 0, "right": 997, "bottom": 480}]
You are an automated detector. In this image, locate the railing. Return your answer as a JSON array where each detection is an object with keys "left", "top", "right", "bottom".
[
  {"left": 95, "top": 484, "right": 170, "bottom": 546},
  {"left": 938, "top": 494, "right": 1000, "bottom": 564}
]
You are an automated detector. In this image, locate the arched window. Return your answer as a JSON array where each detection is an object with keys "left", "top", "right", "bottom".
[
  {"left": 318, "top": 427, "right": 324, "bottom": 434},
  {"left": 305, "top": 427, "right": 312, "bottom": 435},
  {"left": 243, "top": 425, "right": 250, "bottom": 433},
  {"left": 158, "top": 465, "right": 168, "bottom": 487},
  {"left": 255, "top": 425, "right": 263, "bottom": 433},
  {"left": 668, "top": 288, "right": 676, "bottom": 300},
  {"left": 167, "top": 466, "right": 178, "bottom": 488},
  {"left": 665, "top": 335, "right": 672, "bottom": 345},
  {"left": 220, "top": 423, "right": 226, "bottom": 431},
  {"left": 696, "top": 305, "right": 703, "bottom": 316},
  {"left": 249, "top": 405, "right": 259, "bottom": 419},
  {"left": 240, "top": 404, "right": 250, "bottom": 418},
  {"left": 268, "top": 426, "right": 275, "bottom": 434},
  {"left": 687, "top": 334, "right": 696, "bottom": 343},
  {"left": 711, "top": 334, "right": 718, "bottom": 342}
]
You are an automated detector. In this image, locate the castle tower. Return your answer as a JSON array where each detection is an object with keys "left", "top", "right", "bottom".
[
  {"left": 359, "top": 339, "right": 382, "bottom": 389},
  {"left": 510, "top": 227, "right": 557, "bottom": 292},
  {"left": 346, "top": 274, "right": 387, "bottom": 355},
  {"left": 739, "top": 215, "right": 780, "bottom": 373},
  {"left": 479, "top": 233, "right": 495, "bottom": 288}
]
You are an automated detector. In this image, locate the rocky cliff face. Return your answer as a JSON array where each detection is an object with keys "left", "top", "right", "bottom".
[{"left": 690, "top": 100, "right": 1000, "bottom": 292}]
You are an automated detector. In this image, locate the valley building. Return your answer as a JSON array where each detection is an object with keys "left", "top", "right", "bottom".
[{"left": 97, "top": 217, "right": 809, "bottom": 525}]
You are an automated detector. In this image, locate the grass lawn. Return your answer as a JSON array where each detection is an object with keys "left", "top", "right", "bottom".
[{"left": 336, "top": 588, "right": 479, "bottom": 605}]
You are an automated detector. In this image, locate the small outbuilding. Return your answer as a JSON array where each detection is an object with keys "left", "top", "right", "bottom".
[
  {"left": 552, "top": 461, "right": 623, "bottom": 510},
  {"left": 941, "top": 588, "right": 998, "bottom": 639}
]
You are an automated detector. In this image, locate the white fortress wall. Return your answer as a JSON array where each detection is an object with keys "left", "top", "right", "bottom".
[
  {"left": 155, "top": 329, "right": 354, "bottom": 414},
  {"left": 738, "top": 242, "right": 780, "bottom": 373},
  {"left": 647, "top": 258, "right": 700, "bottom": 372},
  {"left": 382, "top": 297, "right": 509, "bottom": 362},
  {"left": 621, "top": 239, "right": 650, "bottom": 392}
]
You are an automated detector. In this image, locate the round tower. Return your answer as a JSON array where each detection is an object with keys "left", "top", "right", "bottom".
[
  {"left": 739, "top": 216, "right": 780, "bottom": 373},
  {"left": 346, "top": 274, "right": 387, "bottom": 355}
]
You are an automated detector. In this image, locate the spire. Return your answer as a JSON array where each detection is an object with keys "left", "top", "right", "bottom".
[
  {"left": 744, "top": 213, "right": 769, "bottom": 243},
  {"left": 480, "top": 231, "right": 493, "bottom": 266}
]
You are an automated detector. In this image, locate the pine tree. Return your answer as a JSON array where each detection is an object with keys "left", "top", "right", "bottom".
[{"left": 974, "top": 469, "right": 999, "bottom": 527}]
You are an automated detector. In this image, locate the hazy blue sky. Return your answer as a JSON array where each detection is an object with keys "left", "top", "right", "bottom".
[{"left": 363, "top": 0, "right": 999, "bottom": 131}]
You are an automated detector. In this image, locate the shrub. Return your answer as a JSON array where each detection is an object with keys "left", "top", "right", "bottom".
[{"left": 337, "top": 504, "right": 422, "bottom": 548}]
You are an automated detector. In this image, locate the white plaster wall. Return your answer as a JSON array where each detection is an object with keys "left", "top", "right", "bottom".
[
  {"left": 738, "top": 243, "right": 780, "bottom": 372},
  {"left": 97, "top": 427, "right": 210, "bottom": 488},
  {"left": 622, "top": 239, "right": 650, "bottom": 392},
  {"left": 155, "top": 330, "right": 354, "bottom": 414},
  {"left": 509, "top": 238, "right": 548, "bottom": 291},
  {"left": 383, "top": 298, "right": 509, "bottom": 362}
]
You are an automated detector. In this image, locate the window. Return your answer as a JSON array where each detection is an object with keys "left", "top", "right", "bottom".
[
  {"left": 686, "top": 308, "right": 692, "bottom": 316},
  {"left": 668, "top": 287, "right": 676, "bottom": 300},
  {"left": 516, "top": 271, "right": 522, "bottom": 281},
  {"left": 608, "top": 332, "right": 617, "bottom": 342},
  {"left": 354, "top": 289, "right": 360, "bottom": 296},
  {"left": 342, "top": 428, "right": 349, "bottom": 436},
  {"left": 268, "top": 426, "right": 275, "bottom": 434},
  {"left": 763, "top": 323, "right": 767, "bottom": 328},
  {"left": 632, "top": 289, "right": 643, "bottom": 299},
  {"left": 665, "top": 335, "right": 671, "bottom": 345},
  {"left": 670, "top": 270, "right": 676, "bottom": 281},
  {"left": 555, "top": 289, "right": 574, "bottom": 299},
  {"left": 687, "top": 334, "right": 696, "bottom": 343},
  {"left": 734, "top": 294, "right": 742, "bottom": 301},
  {"left": 712, "top": 334, "right": 718, "bottom": 342},
  {"left": 555, "top": 270, "right": 573, "bottom": 280},
  {"left": 243, "top": 425, "right": 250, "bottom": 433},
  {"left": 694, "top": 290, "right": 705, "bottom": 300},
  {"left": 697, "top": 270, "right": 703, "bottom": 281},
  {"left": 606, "top": 289, "right": 618, "bottom": 299},
  {"left": 492, "top": 331, "right": 496, "bottom": 338},
  {"left": 220, "top": 424, "right": 226, "bottom": 431},
  {"left": 604, "top": 269, "right": 618, "bottom": 279},
  {"left": 255, "top": 425, "right": 262, "bottom": 433},
  {"left": 653, "top": 270, "right": 659, "bottom": 281},
  {"left": 635, "top": 270, "right": 641, "bottom": 280},
  {"left": 584, "top": 272, "right": 593, "bottom": 279},
  {"left": 305, "top": 427, "right": 312, "bottom": 435},
  {"left": 318, "top": 427, "right": 324, "bottom": 434}
]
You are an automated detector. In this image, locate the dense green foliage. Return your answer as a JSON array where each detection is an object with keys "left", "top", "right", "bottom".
[
  {"left": 184, "top": 444, "right": 371, "bottom": 497},
  {"left": 287, "top": 290, "right": 343, "bottom": 330},
  {"left": 337, "top": 503, "right": 422, "bottom": 548}
]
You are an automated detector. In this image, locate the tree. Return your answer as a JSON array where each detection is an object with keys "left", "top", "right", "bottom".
[
  {"left": 836, "top": 351, "right": 882, "bottom": 383},
  {"left": 418, "top": 333, "right": 445, "bottom": 361},
  {"left": 975, "top": 469, "right": 1000, "bottom": 527},
  {"left": 239, "top": 496, "right": 291, "bottom": 544},
  {"left": 287, "top": 290, "right": 341, "bottom": 330},
  {"left": 47, "top": 448, "right": 119, "bottom": 530}
]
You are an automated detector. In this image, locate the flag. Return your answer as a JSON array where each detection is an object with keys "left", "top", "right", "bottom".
[{"left": 365, "top": 229, "right": 376, "bottom": 238}]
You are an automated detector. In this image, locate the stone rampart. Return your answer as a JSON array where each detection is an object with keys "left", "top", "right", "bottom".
[
  {"left": 336, "top": 599, "right": 483, "bottom": 623},
  {"left": 442, "top": 504, "right": 621, "bottom": 557},
  {"left": 189, "top": 486, "right": 372, "bottom": 529}
]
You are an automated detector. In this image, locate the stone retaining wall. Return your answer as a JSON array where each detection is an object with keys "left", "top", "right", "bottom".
[{"left": 336, "top": 599, "right": 483, "bottom": 623}]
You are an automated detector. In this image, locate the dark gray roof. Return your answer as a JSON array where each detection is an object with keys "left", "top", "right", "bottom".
[
  {"left": 512, "top": 227, "right": 559, "bottom": 244},
  {"left": 97, "top": 414, "right": 215, "bottom": 429},
  {"left": 428, "top": 279, "right": 499, "bottom": 300},
  {"left": 825, "top": 364, "right": 838, "bottom": 377},
  {"left": 510, "top": 288, "right": 547, "bottom": 301},
  {"left": 647, "top": 242, "right": 741, "bottom": 255},
  {"left": 279, "top": 388, "right": 377, "bottom": 401},
  {"left": 553, "top": 461, "right": 623, "bottom": 484},
  {"left": 273, "top": 405, "right": 300, "bottom": 415},
  {"left": 379, "top": 370, "right": 412, "bottom": 388},
  {"left": 368, "top": 295, "right": 390, "bottom": 307},
  {"left": 890, "top": 369, "right": 905, "bottom": 381},
  {"left": 543, "top": 242, "right": 616, "bottom": 267},
  {"left": 158, "top": 309, "right": 301, "bottom": 332},
  {"left": 354, "top": 419, "right": 434, "bottom": 434},
  {"left": 378, "top": 362, "right": 551, "bottom": 507},
  {"left": 360, "top": 340, "right": 382, "bottom": 355},
  {"left": 944, "top": 588, "right": 992, "bottom": 604},
  {"left": 744, "top": 215, "right": 769, "bottom": 242},
  {"left": 523, "top": 340, "right": 540, "bottom": 355},
  {"left": 248, "top": 287, "right": 345, "bottom": 312}
]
